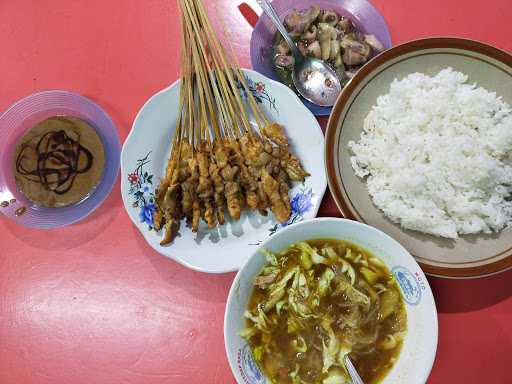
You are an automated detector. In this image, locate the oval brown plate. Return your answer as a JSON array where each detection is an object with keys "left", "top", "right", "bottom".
[{"left": 325, "top": 37, "right": 512, "bottom": 278}]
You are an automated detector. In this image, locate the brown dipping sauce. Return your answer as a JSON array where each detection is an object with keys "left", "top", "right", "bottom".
[{"left": 13, "top": 116, "right": 105, "bottom": 208}]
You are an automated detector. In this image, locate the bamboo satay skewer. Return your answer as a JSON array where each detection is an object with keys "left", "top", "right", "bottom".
[
  {"left": 208, "top": 72, "right": 233, "bottom": 139},
  {"left": 193, "top": 17, "right": 250, "bottom": 138},
  {"left": 182, "top": 0, "right": 248, "bottom": 140},
  {"left": 202, "top": 33, "right": 250, "bottom": 139},
  {"left": 183, "top": 0, "right": 240, "bottom": 142},
  {"left": 217, "top": 14, "right": 271, "bottom": 130},
  {"left": 181, "top": 4, "right": 193, "bottom": 146},
  {"left": 212, "top": 2, "right": 271, "bottom": 130},
  {"left": 186, "top": 20, "right": 220, "bottom": 143},
  {"left": 161, "top": 7, "right": 190, "bottom": 185},
  {"left": 193, "top": 0, "right": 267, "bottom": 133},
  {"left": 213, "top": 67, "right": 248, "bottom": 138},
  {"left": 192, "top": 57, "right": 209, "bottom": 144},
  {"left": 190, "top": 0, "right": 262, "bottom": 135},
  {"left": 210, "top": 72, "right": 236, "bottom": 140},
  {"left": 196, "top": 37, "right": 253, "bottom": 139},
  {"left": 181, "top": 0, "right": 229, "bottom": 141}
]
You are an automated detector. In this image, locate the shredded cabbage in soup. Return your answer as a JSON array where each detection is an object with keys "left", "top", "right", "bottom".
[{"left": 241, "top": 239, "right": 407, "bottom": 384}]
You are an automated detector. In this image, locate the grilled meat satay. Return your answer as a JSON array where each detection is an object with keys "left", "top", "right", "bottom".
[
  {"left": 210, "top": 140, "right": 231, "bottom": 224},
  {"left": 261, "top": 122, "right": 289, "bottom": 147},
  {"left": 209, "top": 161, "right": 226, "bottom": 225},
  {"left": 226, "top": 138, "right": 259, "bottom": 210},
  {"left": 160, "top": 186, "right": 181, "bottom": 245},
  {"left": 159, "top": 142, "right": 196, "bottom": 244},
  {"left": 256, "top": 179, "right": 270, "bottom": 215},
  {"left": 276, "top": 169, "right": 291, "bottom": 216},
  {"left": 196, "top": 143, "right": 216, "bottom": 229},
  {"left": 181, "top": 153, "right": 199, "bottom": 227},
  {"left": 221, "top": 167, "right": 242, "bottom": 219},
  {"left": 261, "top": 169, "right": 290, "bottom": 223},
  {"left": 260, "top": 123, "right": 309, "bottom": 182},
  {"left": 240, "top": 135, "right": 273, "bottom": 215},
  {"left": 154, "top": 146, "right": 181, "bottom": 231},
  {"left": 160, "top": 173, "right": 181, "bottom": 245},
  {"left": 280, "top": 148, "right": 310, "bottom": 182},
  {"left": 219, "top": 148, "right": 242, "bottom": 220},
  {"left": 263, "top": 140, "right": 292, "bottom": 222}
]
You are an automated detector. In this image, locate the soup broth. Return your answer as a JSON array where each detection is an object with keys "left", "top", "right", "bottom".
[{"left": 242, "top": 239, "right": 407, "bottom": 384}]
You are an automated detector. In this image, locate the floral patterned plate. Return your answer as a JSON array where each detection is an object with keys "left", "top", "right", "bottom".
[{"left": 121, "top": 69, "right": 326, "bottom": 273}]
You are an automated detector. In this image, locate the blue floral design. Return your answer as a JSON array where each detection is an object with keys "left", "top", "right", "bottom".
[
  {"left": 237, "top": 76, "right": 277, "bottom": 112},
  {"left": 268, "top": 186, "right": 314, "bottom": 236},
  {"left": 290, "top": 189, "right": 314, "bottom": 219},
  {"left": 239, "top": 344, "right": 265, "bottom": 384},
  {"left": 139, "top": 203, "right": 156, "bottom": 227},
  {"left": 128, "top": 152, "right": 156, "bottom": 230}
]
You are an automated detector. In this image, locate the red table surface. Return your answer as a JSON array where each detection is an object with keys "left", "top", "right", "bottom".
[{"left": 1, "top": 1, "right": 511, "bottom": 383}]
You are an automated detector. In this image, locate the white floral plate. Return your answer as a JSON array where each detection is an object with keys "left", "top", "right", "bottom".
[{"left": 121, "top": 69, "right": 326, "bottom": 273}]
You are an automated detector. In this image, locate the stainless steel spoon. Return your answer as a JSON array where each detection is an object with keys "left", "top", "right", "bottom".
[
  {"left": 257, "top": 0, "right": 342, "bottom": 107},
  {"left": 345, "top": 355, "right": 364, "bottom": 384}
]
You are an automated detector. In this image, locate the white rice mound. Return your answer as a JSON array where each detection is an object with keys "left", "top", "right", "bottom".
[{"left": 349, "top": 68, "right": 512, "bottom": 239}]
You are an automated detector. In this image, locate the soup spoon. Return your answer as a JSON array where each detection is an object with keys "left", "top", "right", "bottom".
[
  {"left": 345, "top": 355, "right": 364, "bottom": 384},
  {"left": 257, "top": 0, "right": 342, "bottom": 107}
]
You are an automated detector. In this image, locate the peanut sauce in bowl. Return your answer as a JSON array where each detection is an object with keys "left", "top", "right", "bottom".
[{"left": 13, "top": 116, "right": 105, "bottom": 208}]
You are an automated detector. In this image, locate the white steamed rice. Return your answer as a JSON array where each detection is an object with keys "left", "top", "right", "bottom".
[{"left": 349, "top": 67, "right": 512, "bottom": 238}]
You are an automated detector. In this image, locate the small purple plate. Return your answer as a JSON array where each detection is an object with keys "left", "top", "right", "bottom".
[
  {"left": 0, "top": 90, "right": 120, "bottom": 229},
  {"left": 250, "top": 0, "right": 392, "bottom": 116}
]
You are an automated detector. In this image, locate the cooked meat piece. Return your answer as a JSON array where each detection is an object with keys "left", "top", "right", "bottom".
[
  {"left": 306, "top": 40, "right": 321, "bottom": 59},
  {"left": 320, "top": 9, "right": 340, "bottom": 26},
  {"left": 284, "top": 6, "right": 321, "bottom": 37},
  {"left": 275, "top": 55, "right": 295, "bottom": 69},
  {"left": 301, "top": 25, "right": 317, "bottom": 42},
  {"left": 281, "top": 149, "right": 310, "bottom": 181},
  {"left": 262, "top": 124, "right": 289, "bottom": 148},
  {"left": 261, "top": 169, "right": 290, "bottom": 223}
]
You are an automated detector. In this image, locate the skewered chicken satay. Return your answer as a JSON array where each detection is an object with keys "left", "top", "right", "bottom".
[
  {"left": 181, "top": 153, "right": 199, "bottom": 226},
  {"left": 160, "top": 184, "right": 182, "bottom": 245},
  {"left": 261, "top": 169, "right": 291, "bottom": 223},
  {"left": 262, "top": 141, "right": 281, "bottom": 176},
  {"left": 159, "top": 175, "right": 182, "bottom": 245},
  {"left": 261, "top": 122, "right": 289, "bottom": 147},
  {"left": 209, "top": 161, "right": 226, "bottom": 225},
  {"left": 210, "top": 140, "right": 232, "bottom": 224},
  {"left": 263, "top": 139, "right": 292, "bottom": 219},
  {"left": 154, "top": 144, "right": 181, "bottom": 231},
  {"left": 239, "top": 135, "right": 270, "bottom": 215},
  {"left": 242, "top": 135, "right": 292, "bottom": 221},
  {"left": 226, "top": 138, "right": 259, "bottom": 210},
  {"left": 276, "top": 169, "right": 291, "bottom": 216},
  {"left": 160, "top": 142, "right": 194, "bottom": 244},
  {"left": 196, "top": 142, "right": 217, "bottom": 229},
  {"left": 280, "top": 148, "right": 310, "bottom": 182},
  {"left": 221, "top": 163, "right": 242, "bottom": 220},
  {"left": 260, "top": 123, "right": 309, "bottom": 182}
]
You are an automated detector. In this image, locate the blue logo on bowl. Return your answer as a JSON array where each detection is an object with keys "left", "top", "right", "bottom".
[
  {"left": 392, "top": 266, "right": 422, "bottom": 306},
  {"left": 237, "top": 344, "right": 266, "bottom": 384}
]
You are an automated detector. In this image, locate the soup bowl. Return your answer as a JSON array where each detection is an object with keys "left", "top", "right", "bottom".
[
  {"left": 249, "top": 0, "right": 392, "bottom": 116},
  {"left": 224, "top": 217, "right": 437, "bottom": 384}
]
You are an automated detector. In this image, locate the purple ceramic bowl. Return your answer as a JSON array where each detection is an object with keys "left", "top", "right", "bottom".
[
  {"left": 250, "top": 0, "right": 392, "bottom": 116},
  {"left": 0, "top": 90, "right": 120, "bottom": 229}
]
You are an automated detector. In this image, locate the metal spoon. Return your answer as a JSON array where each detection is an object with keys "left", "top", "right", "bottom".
[
  {"left": 345, "top": 355, "right": 364, "bottom": 384},
  {"left": 257, "top": 0, "right": 342, "bottom": 107}
]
